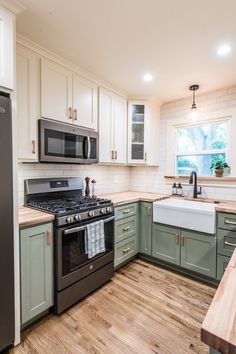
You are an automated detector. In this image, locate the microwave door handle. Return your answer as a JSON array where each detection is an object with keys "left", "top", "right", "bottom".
[
  {"left": 87, "top": 136, "right": 91, "bottom": 159},
  {"left": 84, "top": 136, "right": 89, "bottom": 159}
]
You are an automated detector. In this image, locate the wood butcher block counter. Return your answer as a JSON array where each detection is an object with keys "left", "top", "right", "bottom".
[
  {"left": 100, "top": 191, "right": 169, "bottom": 206},
  {"left": 19, "top": 207, "right": 55, "bottom": 228},
  {"left": 201, "top": 249, "right": 236, "bottom": 354}
]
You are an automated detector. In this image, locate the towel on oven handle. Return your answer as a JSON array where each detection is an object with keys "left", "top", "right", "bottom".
[{"left": 85, "top": 220, "right": 105, "bottom": 259}]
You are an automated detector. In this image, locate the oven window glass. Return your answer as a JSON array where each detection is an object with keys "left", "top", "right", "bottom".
[
  {"left": 62, "top": 219, "right": 113, "bottom": 276},
  {"left": 45, "top": 128, "right": 86, "bottom": 158}
]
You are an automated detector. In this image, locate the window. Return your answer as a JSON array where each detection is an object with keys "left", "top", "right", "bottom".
[{"left": 176, "top": 120, "right": 229, "bottom": 176}]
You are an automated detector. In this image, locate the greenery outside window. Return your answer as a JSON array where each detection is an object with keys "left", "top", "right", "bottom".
[{"left": 176, "top": 121, "right": 229, "bottom": 176}]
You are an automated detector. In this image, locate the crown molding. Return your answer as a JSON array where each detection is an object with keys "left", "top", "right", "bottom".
[{"left": 0, "top": 0, "right": 25, "bottom": 14}]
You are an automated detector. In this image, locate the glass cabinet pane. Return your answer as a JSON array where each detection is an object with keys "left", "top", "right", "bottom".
[
  {"left": 132, "top": 144, "right": 144, "bottom": 160},
  {"left": 132, "top": 105, "right": 145, "bottom": 122},
  {"left": 132, "top": 123, "right": 144, "bottom": 143}
]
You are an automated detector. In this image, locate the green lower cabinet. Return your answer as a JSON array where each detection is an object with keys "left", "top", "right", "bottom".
[
  {"left": 152, "top": 224, "right": 180, "bottom": 265},
  {"left": 20, "top": 223, "right": 54, "bottom": 326},
  {"left": 180, "top": 230, "right": 217, "bottom": 278},
  {"left": 139, "top": 202, "right": 152, "bottom": 256},
  {"left": 217, "top": 254, "right": 230, "bottom": 280}
]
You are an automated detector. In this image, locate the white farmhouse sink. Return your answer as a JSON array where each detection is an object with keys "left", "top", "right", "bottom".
[{"left": 153, "top": 199, "right": 216, "bottom": 234}]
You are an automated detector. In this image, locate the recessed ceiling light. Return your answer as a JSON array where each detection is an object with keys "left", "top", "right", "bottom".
[
  {"left": 143, "top": 73, "right": 153, "bottom": 82},
  {"left": 217, "top": 44, "right": 231, "bottom": 56}
]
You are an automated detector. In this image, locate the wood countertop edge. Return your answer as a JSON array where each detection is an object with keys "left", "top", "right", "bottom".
[
  {"left": 19, "top": 207, "right": 55, "bottom": 228},
  {"left": 201, "top": 250, "right": 236, "bottom": 353}
]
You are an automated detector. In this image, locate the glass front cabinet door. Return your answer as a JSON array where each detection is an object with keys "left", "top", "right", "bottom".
[{"left": 127, "top": 101, "right": 147, "bottom": 164}]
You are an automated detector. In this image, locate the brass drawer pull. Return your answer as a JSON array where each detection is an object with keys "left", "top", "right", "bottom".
[
  {"left": 115, "top": 151, "right": 117, "bottom": 160},
  {"left": 73, "top": 108, "right": 78, "bottom": 120},
  {"left": 123, "top": 209, "right": 130, "bottom": 214},
  {"left": 111, "top": 150, "right": 114, "bottom": 160},
  {"left": 224, "top": 241, "right": 236, "bottom": 248},
  {"left": 32, "top": 140, "right": 36, "bottom": 154},
  {"left": 47, "top": 229, "right": 52, "bottom": 246},
  {"left": 122, "top": 247, "right": 130, "bottom": 253},
  {"left": 122, "top": 226, "right": 130, "bottom": 232},
  {"left": 148, "top": 207, "right": 152, "bottom": 216},
  {"left": 181, "top": 235, "right": 184, "bottom": 246},
  {"left": 176, "top": 234, "right": 180, "bottom": 245},
  {"left": 144, "top": 152, "right": 147, "bottom": 162},
  {"left": 225, "top": 219, "right": 236, "bottom": 225}
]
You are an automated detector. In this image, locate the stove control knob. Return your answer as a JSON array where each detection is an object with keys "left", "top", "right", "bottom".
[
  {"left": 106, "top": 207, "right": 111, "bottom": 213},
  {"left": 74, "top": 214, "right": 81, "bottom": 221},
  {"left": 66, "top": 216, "right": 74, "bottom": 224},
  {"left": 100, "top": 208, "right": 106, "bottom": 215},
  {"left": 88, "top": 211, "right": 95, "bottom": 217}
]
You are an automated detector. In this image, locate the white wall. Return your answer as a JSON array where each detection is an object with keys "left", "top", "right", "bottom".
[
  {"left": 130, "top": 84, "right": 236, "bottom": 201},
  {"left": 18, "top": 163, "right": 131, "bottom": 205}
]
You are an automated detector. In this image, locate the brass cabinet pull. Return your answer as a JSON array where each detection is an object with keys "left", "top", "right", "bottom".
[
  {"left": 115, "top": 151, "right": 117, "bottom": 160},
  {"left": 111, "top": 151, "right": 114, "bottom": 160},
  {"left": 225, "top": 219, "right": 236, "bottom": 226},
  {"left": 144, "top": 152, "right": 147, "bottom": 162},
  {"left": 122, "top": 226, "right": 130, "bottom": 232},
  {"left": 176, "top": 234, "right": 180, "bottom": 245},
  {"left": 122, "top": 247, "right": 130, "bottom": 253},
  {"left": 181, "top": 235, "right": 184, "bottom": 246},
  {"left": 148, "top": 207, "right": 152, "bottom": 216},
  {"left": 123, "top": 209, "right": 130, "bottom": 214},
  {"left": 47, "top": 229, "right": 52, "bottom": 246},
  {"left": 68, "top": 107, "right": 73, "bottom": 119},
  {"left": 32, "top": 140, "right": 36, "bottom": 154},
  {"left": 73, "top": 108, "right": 78, "bottom": 120},
  {"left": 224, "top": 241, "right": 236, "bottom": 248}
]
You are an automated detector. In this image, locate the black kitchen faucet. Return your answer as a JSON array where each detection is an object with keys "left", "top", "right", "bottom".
[{"left": 189, "top": 171, "right": 202, "bottom": 198}]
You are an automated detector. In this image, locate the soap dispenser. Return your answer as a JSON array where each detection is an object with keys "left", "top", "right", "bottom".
[
  {"left": 176, "top": 183, "right": 183, "bottom": 196},
  {"left": 172, "top": 182, "right": 177, "bottom": 195}
]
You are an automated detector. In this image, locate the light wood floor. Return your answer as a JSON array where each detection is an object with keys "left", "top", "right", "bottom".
[{"left": 11, "top": 260, "right": 216, "bottom": 354}]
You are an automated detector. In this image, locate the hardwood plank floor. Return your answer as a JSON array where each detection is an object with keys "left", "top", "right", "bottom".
[{"left": 11, "top": 260, "right": 216, "bottom": 354}]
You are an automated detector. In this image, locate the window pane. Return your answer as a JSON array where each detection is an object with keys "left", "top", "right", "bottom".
[
  {"left": 176, "top": 153, "right": 226, "bottom": 176},
  {"left": 177, "top": 122, "right": 227, "bottom": 153}
]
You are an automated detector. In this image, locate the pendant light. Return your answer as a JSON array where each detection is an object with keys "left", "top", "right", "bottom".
[{"left": 189, "top": 84, "right": 199, "bottom": 119}]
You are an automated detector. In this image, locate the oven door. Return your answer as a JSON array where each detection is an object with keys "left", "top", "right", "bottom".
[
  {"left": 39, "top": 119, "right": 98, "bottom": 164},
  {"left": 55, "top": 215, "right": 114, "bottom": 291}
]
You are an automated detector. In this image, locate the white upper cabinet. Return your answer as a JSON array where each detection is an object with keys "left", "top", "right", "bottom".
[
  {"left": 99, "top": 88, "right": 127, "bottom": 164},
  {"left": 41, "top": 58, "right": 98, "bottom": 130},
  {"left": 0, "top": 6, "right": 14, "bottom": 90},
  {"left": 16, "top": 45, "right": 40, "bottom": 161},
  {"left": 72, "top": 75, "right": 98, "bottom": 130},
  {"left": 41, "top": 59, "right": 73, "bottom": 123},
  {"left": 127, "top": 100, "right": 160, "bottom": 165}
]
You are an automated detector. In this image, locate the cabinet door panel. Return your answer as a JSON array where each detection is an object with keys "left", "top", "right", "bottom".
[
  {"left": 0, "top": 7, "right": 14, "bottom": 89},
  {"left": 181, "top": 230, "right": 216, "bottom": 278},
  {"left": 217, "top": 255, "right": 230, "bottom": 280},
  {"left": 140, "top": 202, "right": 152, "bottom": 255},
  {"left": 98, "top": 88, "right": 113, "bottom": 163},
  {"left": 21, "top": 223, "right": 53, "bottom": 325},
  {"left": 17, "top": 45, "right": 39, "bottom": 161},
  {"left": 113, "top": 96, "right": 127, "bottom": 164},
  {"left": 152, "top": 224, "right": 180, "bottom": 265},
  {"left": 72, "top": 75, "right": 97, "bottom": 130},
  {"left": 41, "top": 59, "right": 72, "bottom": 123}
]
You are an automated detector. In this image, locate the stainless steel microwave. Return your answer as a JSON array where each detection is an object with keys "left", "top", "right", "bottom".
[{"left": 38, "top": 119, "right": 98, "bottom": 164}]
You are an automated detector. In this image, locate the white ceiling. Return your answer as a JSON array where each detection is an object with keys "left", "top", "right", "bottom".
[{"left": 16, "top": 0, "right": 236, "bottom": 102}]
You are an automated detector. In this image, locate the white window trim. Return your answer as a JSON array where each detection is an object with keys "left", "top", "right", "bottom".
[{"left": 165, "top": 108, "right": 236, "bottom": 176}]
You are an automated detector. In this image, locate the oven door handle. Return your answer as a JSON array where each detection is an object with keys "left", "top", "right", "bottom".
[{"left": 64, "top": 215, "right": 115, "bottom": 235}]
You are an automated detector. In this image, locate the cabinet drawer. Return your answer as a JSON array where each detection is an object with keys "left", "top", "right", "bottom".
[
  {"left": 114, "top": 236, "right": 137, "bottom": 268},
  {"left": 217, "top": 255, "right": 230, "bottom": 280},
  {"left": 218, "top": 228, "right": 236, "bottom": 257},
  {"left": 115, "top": 215, "right": 137, "bottom": 243},
  {"left": 218, "top": 213, "right": 236, "bottom": 231},
  {"left": 115, "top": 203, "right": 138, "bottom": 221}
]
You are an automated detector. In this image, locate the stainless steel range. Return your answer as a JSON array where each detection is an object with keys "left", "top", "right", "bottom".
[{"left": 24, "top": 177, "right": 114, "bottom": 314}]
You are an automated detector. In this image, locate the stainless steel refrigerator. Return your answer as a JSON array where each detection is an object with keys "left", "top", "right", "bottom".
[{"left": 0, "top": 92, "right": 15, "bottom": 351}]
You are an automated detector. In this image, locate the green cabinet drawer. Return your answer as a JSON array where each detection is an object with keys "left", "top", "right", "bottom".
[
  {"left": 218, "top": 228, "right": 236, "bottom": 257},
  {"left": 217, "top": 255, "right": 230, "bottom": 280},
  {"left": 115, "top": 203, "right": 138, "bottom": 221},
  {"left": 181, "top": 230, "right": 216, "bottom": 278},
  {"left": 115, "top": 215, "right": 137, "bottom": 243},
  {"left": 218, "top": 213, "right": 236, "bottom": 231},
  {"left": 140, "top": 202, "right": 152, "bottom": 255},
  {"left": 20, "top": 222, "right": 53, "bottom": 326},
  {"left": 114, "top": 235, "right": 137, "bottom": 268},
  {"left": 152, "top": 223, "right": 180, "bottom": 265}
]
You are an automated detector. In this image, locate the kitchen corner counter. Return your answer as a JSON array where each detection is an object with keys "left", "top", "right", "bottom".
[
  {"left": 19, "top": 207, "right": 55, "bottom": 228},
  {"left": 201, "top": 249, "right": 236, "bottom": 354},
  {"left": 100, "top": 191, "right": 169, "bottom": 206}
]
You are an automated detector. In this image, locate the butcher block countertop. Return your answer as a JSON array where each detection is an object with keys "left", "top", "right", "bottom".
[
  {"left": 201, "top": 249, "right": 236, "bottom": 354},
  {"left": 19, "top": 207, "right": 55, "bottom": 228},
  {"left": 100, "top": 191, "right": 169, "bottom": 206}
]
